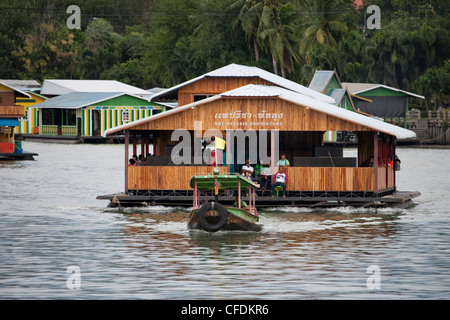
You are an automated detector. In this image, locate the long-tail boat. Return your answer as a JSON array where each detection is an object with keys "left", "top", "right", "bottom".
[{"left": 188, "top": 172, "right": 262, "bottom": 232}]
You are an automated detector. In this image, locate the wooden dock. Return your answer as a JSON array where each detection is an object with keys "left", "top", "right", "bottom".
[{"left": 97, "top": 190, "right": 421, "bottom": 209}]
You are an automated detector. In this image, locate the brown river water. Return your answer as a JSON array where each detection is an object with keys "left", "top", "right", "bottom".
[{"left": 1, "top": 142, "right": 449, "bottom": 299}]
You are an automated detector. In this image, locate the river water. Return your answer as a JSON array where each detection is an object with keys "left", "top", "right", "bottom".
[{"left": 0, "top": 141, "right": 449, "bottom": 300}]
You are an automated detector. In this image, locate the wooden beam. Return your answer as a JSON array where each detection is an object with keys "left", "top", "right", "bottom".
[{"left": 373, "top": 132, "right": 379, "bottom": 193}]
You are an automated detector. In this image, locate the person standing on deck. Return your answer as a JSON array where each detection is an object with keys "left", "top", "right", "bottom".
[{"left": 271, "top": 166, "right": 288, "bottom": 197}]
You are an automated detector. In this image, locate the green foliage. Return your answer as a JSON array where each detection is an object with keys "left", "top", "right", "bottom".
[{"left": 0, "top": 0, "right": 448, "bottom": 110}]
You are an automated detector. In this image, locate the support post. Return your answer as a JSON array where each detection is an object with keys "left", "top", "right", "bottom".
[
  {"left": 253, "top": 187, "right": 256, "bottom": 213},
  {"left": 393, "top": 144, "right": 396, "bottom": 191},
  {"left": 373, "top": 132, "right": 379, "bottom": 193},
  {"left": 124, "top": 130, "right": 129, "bottom": 193},
  {"left": 194, "top": 180, "right": 197, "bottom": 209},
  {"left": 238, "top": 180, "right": 241, "bottom": 209},
  {"left": 248, "top": 186, "right": 251, "bottom": 210},
  {"left": 226, "top": 130, "right": 231, "bottom": 173},
  {"left": 270, "top": 130, "right": 278, "bottom": 175},
  {"left": 132, "top": 136, "right": 137, "bottom": 156}
]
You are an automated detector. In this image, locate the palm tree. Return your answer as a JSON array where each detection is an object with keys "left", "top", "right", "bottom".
[
  {"left": 298, "top": 0, "right": 351, "bottom": 63},
  {"left": 85, "top": 19, "right": 114, "bottom": 53},
  {"left": 229, "top": 0, "right": 264, "bottom": 61},
  {"left": 258, "top": 2, "right": 300, "bottom": 76}
]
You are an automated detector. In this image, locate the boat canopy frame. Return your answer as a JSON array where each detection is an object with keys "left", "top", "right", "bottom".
[{"left": 190, "top": 173, "right": 258, "bottom": 215}]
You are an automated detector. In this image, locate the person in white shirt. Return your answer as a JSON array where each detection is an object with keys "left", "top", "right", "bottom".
[
  {"left": 271, "top": 166, "right": 288, "bottom": 197},
  {"left": 259, "top": 161, "right": 273, "bottom": 190},
  {"left": 240, "top": 159, "right": 254, "bottom": 181}
]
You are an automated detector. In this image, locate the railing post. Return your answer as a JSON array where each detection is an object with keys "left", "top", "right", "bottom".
[
  {"left": 193, "top": 180, "right": 197, "bottom": 209},
  {"left": 238, "top": 180, "right": 241, "bottom": 209}
]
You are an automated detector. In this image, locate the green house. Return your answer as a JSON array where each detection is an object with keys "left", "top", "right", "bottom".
[
  {"left": 32, "top": 92, "right": 170, "bottom": 138},
  {"left": 341, "top": 83, "right": 425, "bottom": 127}
]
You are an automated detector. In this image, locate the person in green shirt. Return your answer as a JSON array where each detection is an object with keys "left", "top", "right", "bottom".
[{"left": 255, "top": 160, "right": 264, "bottom": 180}]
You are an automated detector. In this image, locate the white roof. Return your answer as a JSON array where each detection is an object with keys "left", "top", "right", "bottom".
[
  {"left": 0, "top": 81, "right": 32, "bottom": 98},
  {"left": 150, "top": 63, "right": 335, "bottom": 104},
  {"left": 40, "top": 79, "right": 151, "bottom": 97},
  {"left": 342, "top": 82, "right": 424, "bottom": 99},
  {"left": 105, "top": 84, "right": 416, "bottom": 140},
  {"left": 0, "top": 79, "right": 41, "bottom": 92}
]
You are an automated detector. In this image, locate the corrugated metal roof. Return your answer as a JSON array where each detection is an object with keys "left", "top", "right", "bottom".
[
  {"left": 342, "top": 82, "right": 424, "bottom": 99},
  {"left": 221, "top": 84, "right": 281, "bottom": 97},
  {"left": 308, "top": 70, "right": 334, "bottom": 93},
  {"left": 32, "top": 92, "right": 154, "bottom": 109},
  {"left": 40, "top": 80, "right": 151, "bottom": 96},
  {"left": 0, "top": 79, "right": 41, "bottom": 91},
  {"left": 105, "top": 84, "right": 416, "bottom": 140},
  {"left": 150, "top": 63, "right": 335, "bottom": 104},
  {"left": 329, "top": 88, "right": 346, "bottom": 105},
  {"left": 0, "top": 81, "right": 32, "bottom": 98}
]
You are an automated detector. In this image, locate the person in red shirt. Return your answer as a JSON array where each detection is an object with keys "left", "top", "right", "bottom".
[{"left": 271, "top": 166, "right": 288, "bottom": 197}]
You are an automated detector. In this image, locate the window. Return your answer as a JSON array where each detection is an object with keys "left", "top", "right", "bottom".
[
  {"left": 193, "top": 94, "right": 213, "bottom": 102},
  {"left": 122, "top": 110, "right": 130, "bottom": 123},
  {"left": 20, "top": 109, "right": 28, "bottom": 121}
]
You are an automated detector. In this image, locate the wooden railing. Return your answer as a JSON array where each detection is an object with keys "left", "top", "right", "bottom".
[
  {"left": 41, "top": 125, "right": 59, "bottom": 135},
  {"left": 41, "top": 125, "right": 77, "bottom": 136},
  {"left": 127, "top": 166, "right": 391, "bottom": 192},
  {"left": 61, "top": 126, "right": 77, "bottom": 136}
]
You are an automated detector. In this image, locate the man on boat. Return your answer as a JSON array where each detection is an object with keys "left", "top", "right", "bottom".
[{"left": 271, "top": 166, "right": 288, "bottom": 197}]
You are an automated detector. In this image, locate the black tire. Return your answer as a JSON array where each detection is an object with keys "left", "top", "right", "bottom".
[{"left": 196, "top": 202, "right": 229, "bottom": 232}]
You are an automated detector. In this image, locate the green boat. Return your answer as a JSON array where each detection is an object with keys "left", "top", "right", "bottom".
[{"left": 188, "top": 172, "right": 262, "bottom": 232}]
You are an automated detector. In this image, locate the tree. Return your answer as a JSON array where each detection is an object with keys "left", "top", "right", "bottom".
[
  {"left": 12, "top": 23, "right": 79, "bottom": 81},
  {"left": 85, "top": 19, "right": 115, "bottom": 53},
  {"left": 229, "top": 0, "right": 264, "bottom": 62},
  {"left": 413, "top": 62, "right": 450, "bottom": 110},
  {"left": 258, "top": 2, "right": 300, "bottom": 76},
  {"left": 298, "top": 0, "right": 352, "bottom": 63}
]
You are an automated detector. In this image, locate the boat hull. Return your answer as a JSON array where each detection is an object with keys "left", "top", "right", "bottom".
[{"left": 188, "top": 207, "right": 262, "bottom": 232}]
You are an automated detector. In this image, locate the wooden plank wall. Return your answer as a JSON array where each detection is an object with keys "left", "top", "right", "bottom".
[
  {"left": 128, "top": 166, "right": 378, "bottom": 192},
  {"left": 0, "top": 92, "right": 15, "bottom": 107},
  {"left": 283, "top": 167, "right": 375, "bottom": 192},
  {"left": 0, "top": 105, "right": 25, "bottom": 118},
  {"left": 131, "top": 98, "right": 374, "bottom": 133},
  {"left": 178, "top": 77, "right": 267, "bottom": 106},
  {"left": 377, "top": 167, "right": 395, "bottom": 190},
  {"left": 128, "top": 166, "right": 227, "bottom": 190}
]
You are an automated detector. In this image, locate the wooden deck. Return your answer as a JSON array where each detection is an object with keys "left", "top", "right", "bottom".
[{"left": 97, "top": 190, "right": 420, "bottom": 209}]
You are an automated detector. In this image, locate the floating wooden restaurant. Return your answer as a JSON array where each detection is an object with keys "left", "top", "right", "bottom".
[
  {"left": 97, "top": 64, "right": 420, "bottom": 208},
  {"left": 0, "top": 81, "right": 38, "bottom": 160}
]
